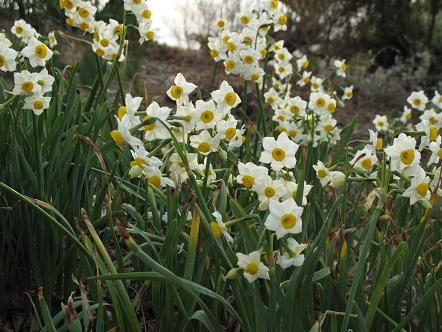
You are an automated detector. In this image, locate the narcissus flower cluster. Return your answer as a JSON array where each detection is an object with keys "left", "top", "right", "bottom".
[{"left": 4, "top": 21, "right": 55, "bottom": 115}]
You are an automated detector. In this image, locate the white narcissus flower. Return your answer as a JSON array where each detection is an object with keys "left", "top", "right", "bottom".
[
  {"left": 129, "top": 145, "right": 162, "bottom": 178},
  {"left": 236, "top": 251, "right": 270, "bottom": 283},
  {"left": 368, "top": 129, "right": 383, "bottom": 152},
  {"left": 252, "top": 176, "right": 287, "bottom": 211},
  {"left": 117, "top": 93, "right": 143, "bottom": 128},
  {"left": 21, "top": 37, "right": 53, "bottom": 67},
  {"left": 110, "top": 115, "right": 143, "bottom": 148},
  {"left": 296, "top": 55, "right": 309, "bottom": 72},
  {"left": 297, "top": 71, "right": 311, "bottom": 87},
  {"left": 407, "top": 90, "right": 428, "bottom": 111},
  {"left": 143, "top": 166, "right": 176, "bottom": 189},
  {"left": 13, "top": 70, "right": 41, "bottom": 95},
  {"left": 428, "top": 136, "right": 442, "bottom": 166},
  {"left": 259, "top": 131, "right": 299, "bottom": 171},
  {"left": 415, "top": 120, "right": 439, "bottom": 151},
  {"left": 286, "top": 96, "right": 307, "bottom": 117},
  {"left": 420, "top": 109, "right": 441, "bottom": 127},
  {"left": 166, "top": 73, "right": 197, "bottom": 104},
  {"left": 309, "top": 91, "right": 330, "bottom": 114},
  {"left": 351, "top": 147, "right": 378, "bottom": 173},
  {"left": 372, "top": 114, "right": 389, "bottom": 132},
  {"left": 0, "top": 45, "right": 18, "bottom": 72},
  {"left": 313, "top": 161, "right": 331, "bottom": 187},
  {"left": 194, "top": 99, "right": 221, "bottom": 130},
  {"left": 210, "top": 211, "right": 233, "bottom": 242},
  {"left": 342, "top": 86, "right": 353, "bottom": 100},
  {"left": 334, "top": 59, "right": 347, "bottom": 77},
  {"left": 277, "top": 238, "right": 307, "bottom": 269},
  {"left": 310, "top": 77, "right": 323, "bottom": 92},
  {"left": 211, "top": 81, "right": 241, "bottom": 113},
  {"left": 400, "top": 106, "right": 413, "bottom": 124},
  {"left": 432, "top": 91, "right": 442, "bottom": 109},
  {"left": 175, "top": 102, "right": 198, "bottom": 133},
  {"left": 384, "top": 133, "right": 421, "bottom": 177},
  {"left": 36, "top": 68, "right": 55, "bottom": 94},
  {"left": 282, "top": 180, "right": 312, "bottom": 206},
  {"left": 169, "top": 152, "right": 199, "bottom": 184},
  {"left": 189, "top": 130, "right": 220, "bottom": 155},
  {"left": 264, "top": 88, "right": 281, "bottom": 107},
  {"left": 236, "top": 162, "right": 268, "bottom": 189},
  {"left": 23, "top": 94, "right": 51, "bottom": 115},
  {"left": 141, "top": 102, "right": 171, "bottom": 141},
  {"left": 48, "top": 32, "right": 57, "bottom": 47},
  {"left": 402, "top": 167, "right": 431, "bottom": 205},
  {"left": 265, "top": 198, "right": 303, "bottom": 239}
]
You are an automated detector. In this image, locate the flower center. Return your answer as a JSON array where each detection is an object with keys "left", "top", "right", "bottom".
[
  {"left": 278, "top": 15, "right": 287, "bottom": 25},
  {"left": 280, "top": 213, "right": 296, "bottom": 229},
  {"left": 413, "top": 98, "right": 421, "bottom": 106},
  {"left": 316, "top": 98, "right": 325, "bottom": 108},
  {"left": 405, "top": 112, "right": 412, "bottom": 120},
  {"left": 130, "top": 157, "right": 146, "bottom": 168},
  {"left": 78, "top": 7, "right": 89, "bottom": 18},
  {"left": 429, "top": 126, "right": 438, "bottom": 141},
  {"left": 142, "top": 9, "right": 152, "bottom": 19},
  {"left": 224, "top": 92, "right": 237, "bottom": 107},
  {"left": 210, "top": 222, "right": 222, "bottom": 237},
  {"left": 35, "top": 45, "right": 48, "bottom": 59},
  {"left": 341, "top": 63, "right": 347, "bottom": 71},
  {"left": 33, "top": 100, "right": 44, "bottom": 110},
  {"left": 400, "top": 149, "right": 415, "bottom": 165},
  {"left": 117, "top": 106, "right": 127, "bottom": 120},
  {"left": 264, "top": 186, "right": 276, "bottom": 198},
  {"left": 251, "top": 73, "right": 260, "bottom": 82},
  {"left": 148, "top": 175, "right": 161, "bottom": 187},
  {"left": 302, "top": 60, "right": 309, "bottom": 69},
  {"left": 416, "top": 183, "right": 429, "bottom": 197},
  {"left": 272, "top": 148, "right": 286, "bottom": 161},
  {"left": 100, "top": 38, "right": 109, "bottom": 47},
  {"left": 143, "top": 115, "right": 155, "bottom": 131},
  {"left": 376, "top": 138, "right": 383, "bottom": 150},
  {"left": 96, "top": 48, "right": 105, "bottom": 57},
  {"left": 170, "top": 85, "right": 183, "bottom": 99},
  {"left": 225, "top": 127, "right": 236, "bottom": 141},
  {"left": 317, "top": 169, "right": 327, "bottom": 178},
  {"left": 288, "top": 129, "right": 297, "bottom": 137},
  {"left": 324, "top": 124, "right": 333, "bottom": 132},
  {"left": 245, "top": 262, "right": 258, "bottom": 275},
  {"left": 242, "top": 175, "right": 254, "bottom": 188},
  {"left": 327, "top": 103, "right": 336, "bottom": 113},
  {"left": 22, "top": 81, "right": 34, "bottom": 93},
  {"left": 79, "top": 23, "right": 90, "bottom": 31},
  {"left": 198, "top": 142, "right": 211, "bottom": 153},
  {"left": 361, "top": 158, "right": 372, "bottom": 170},
  {"left": 290, "top": 105, "right": 299, "bottom": 115},
  {"left": 110, "top": 130, "right": 124, "bottom": 146},
  {"left": 16, "top": 26, "right": 23, "bottom": 34},
  {"left": 240, "top": 16, "right": 249, "bottom": 24},
  {"left": 430, "top": 116, "right": 437, "bottom": 124},
  {"left": 210, "top": 49, "right": 219, "bottom": 58},
  {"left": 438, "top": 148, "right": 442, "bottom": 159},
  {"left": 0, "top": 55, "right": 5, "bottom": 67},
  {"left": 244, "top": 55, "right": 254, "bottom": 64},
  {"left": 200, "top": 111, "right": 214, "bottom": 124},
  {"left": 225, "top": 60, "right": 235, "bottom": 70},
  {"left": 377, "top": 121, "right": 384, "bottom": 127},
  {"left": 145, "top": 31, "right": 154, "bottom": 40}
]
